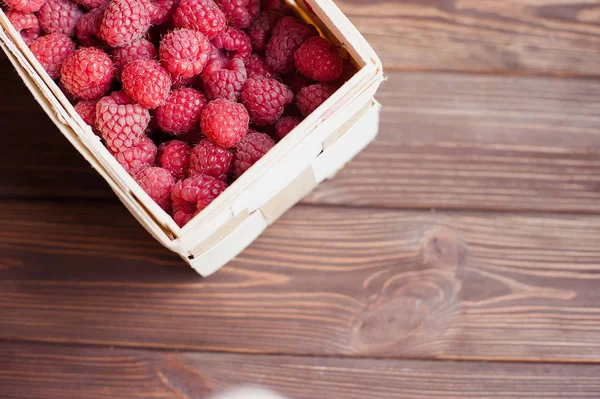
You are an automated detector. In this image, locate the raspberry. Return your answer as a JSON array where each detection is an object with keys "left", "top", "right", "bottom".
[
  {"left": 75, "top": 7, "right": 105, "bottom": 47},
  {"left": 247, "top": 10, "right": 281, "bottom": 52},
  {"left": 99, "top": 0, "right": 151, "bottom": 48},
  {"left": 4, "top": 0, "right": 45, "bottom": 13},
  {"left": 157, "top": 140, "right": 191, "bottom": 180},
  {"left": 171, "top": 174, "right": 227, "bottom": 226},
  {"left": 172, "top": 74, "right": 196, "bottom": 88},
  {"left": 335, "top": 61, "right": 357, "bottom": 85},
  {"left": 266, "top": 16, "right": 316, "bottom": 74},
  {"left": 189, "top": 138, "right": 232, "bottom": 180},
  {"left": 74, "top": 100, "right": 100, "bottom": 134},
  {"left": 135, "top": 167, "right": 176, "bottom": 211},
  {"left": 261, "top": 0, "right": 291, "bottom": 14},
  {"left": 146, "top": 0, "right": 178, "bottom": 24},
  {"left": 155, "top": 88, "right": 207, "bottom": 135},
  {"left": 211, "top": 27, "right": 252, "bottom": 61},
  {"left": 38, "top": 0, "right": 84, "bottom": 37},
  {"left": 122, "top": 60, "right": 172, "bottom": 108},
  {"left": 241, "top": 77, "right": 293, "bottom": 126},
  {"left": 296, "top": 83, "right": 337, "bottom": 117},
  {"left": 201, "top": 57, "right": 247, "bottom": 101},
  {"left": 173, "top": 0, "right": 226, "bottom": 40},
  {"left": 60, "top": 47, "right": 113, "bottom": 100},
  {"left": 159, "top": 29, "right": 210, "bottom": 78},
  {"left": 294, "top": 36, "right": 343, "bottom": 83},
  {"left": 231, "top": 132, "right": 274, "bottom": 178},
  {"left": 245, "top": 53, "right": 277, "bottom": 79},
  {"left": 29, "top": 33, "right": 75, "bottom": 80},
  {"left": 113, "top": 38, "right": 157, "bottom": 77},
  {"left": 182, "top": 126, "right": 205, "bottom": 144},
  {"left": 108, "top": 89, "right": 133, "bottom": 104},
  {"left": 283, "top": 72, "right": 312, "bottom": 94},
  {"left": 201, "top": 99, "right": 249, "bottom": 148},
  {"left": 214, "top": 0, "right": 257, "bottom": 29},
  {"left": 275, "top": 115, "right": 301, "bottom": 139},
  {"left": 76, "top": 0, "right": 109, "bottom": 9},
  {"left": 96, "top": 94, "right": 151, "bottom": 152},
  {"left": 112, "top": 135, "right": 157, "bottom": 174},
  {"left": 7, "top": 11, "right": 40, "bottom": 46},
  {"left": 58, "top": 80, "right": 77, "bottom": 103}
]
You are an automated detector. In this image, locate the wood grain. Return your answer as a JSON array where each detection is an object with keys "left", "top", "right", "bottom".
[
  {"left": 2, "top": 342, "right": 600, "bottom": 399},
  {"left": 4, "top": 59, "right": 600, "bottom": 212},
  {"left": 337, "top": 0, "right": 600, "bottom": 76},
  {"left": 305, "top": 71, "right": 600, "bottom": 212},
  {"left": 2, "top": 200, "right": 600, "bottom": 361}
]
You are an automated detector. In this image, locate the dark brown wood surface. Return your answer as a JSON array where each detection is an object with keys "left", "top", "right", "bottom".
[
  {"left": 2, "top": 342, "right": 600, "bottom": 399},
  {"left": 2, "top": 200, "right": 600, "bottom": 361},
  {"left": 2, "top": 0, "right": 600, "bottom": 397}
]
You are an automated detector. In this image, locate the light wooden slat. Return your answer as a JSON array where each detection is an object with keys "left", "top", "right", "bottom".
[
  {"left": 2, "top": 342, "right": 600, "bottom": 399},
  {"left": 338, "top": 0, "right": 600, "bottom": 76},
  {"left": 2, "top": 200, "right": 600, "bottom": 361}
]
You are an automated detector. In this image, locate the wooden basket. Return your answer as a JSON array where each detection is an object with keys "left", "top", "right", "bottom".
[{"left": 0, "top": 0, "right": 384, "bottom": 276}]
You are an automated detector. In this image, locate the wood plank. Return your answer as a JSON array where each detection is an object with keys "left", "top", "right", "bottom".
[
  {"left": 305, "top": 71, "right": 600, "bottom": 212},
  {"left": 338, "top": 0, "right": 600, "bottom": 76},
  {"left": 2, "top": 342, "right": 600, "bottom": 399},
  {"left": 6, "top": 60, "right": 600, "bottom": 212},
  {"left": 2, "top": 200, "right": 600, "bottom": 361}
]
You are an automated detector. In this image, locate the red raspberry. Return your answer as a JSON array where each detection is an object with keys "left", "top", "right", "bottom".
[
  {"left": 214, "top": 0, "right": 257, "bottom": 29},
  {"left": 261, "top": 0, "right": 291, "bottom": 14},
  {"left": 60, "top": 47, "right": 113, "bottom": 100},
  {"left": 113, "top": 38, "right": 157, "bottom": 77},
  {"left": 112, "top": 135, "right": 157, "bottom": 174},
  {"left": 171, "top": 74, "right": 196, "bottom": 88},
  {"left": 275, "top": 115, "right": 301, "bottom": 139},
  {"left": 283, "top": 72, "right": 312, "bottom": 94},
  {"left": 96, "top": 94, "right": 151, "bottom": 152},
  {"left": 245, "top": 53, "right": 277, "bottom": 79},
  {"left": 7, "top": 11, "right": 40, "bottom": 45},
  {"left": 155, "top": 88, "right": 207, "bottom": 135},
  {"left": 58, "top": 80, "right": 78, "bottom": 103},
  {"left": 201, "top": 99, "right": 249, "bottom": 148},
  {"left": 38, "top": 0, "right": 84, "bottom": 37},
  {"left": 335, "top": 61, "right": 357, "bottom": 85},
  {"left": 29, "top": 33, "right": 75, "bottom": 80},
  {"left": 122, "top": 60, "right": 172, "bottom": 108},
  {"left": 294, "top": 36, "right": 343, "bottom": 83},
  {"left": 135, "top": 167, "right": 176, "bottom": 211},
  {"left": 266, "top": 16, "right": 316, "bottom": 74},
  {"left": 231, "top": 131, "right": 275, "bottom": 178},
  {"left": 76, "top": 0, "right": 109, "bottom": 9},
  {"left": 146, "top": 0, "right": 178, "bottom": 24},
  {"left": 247, "top": 10, "right": 281, "bottom": 52},
  {"left": 182, "top": 126, "right": 205, "bottom": 144},
  {"left": 159, "top": 29, "right": 210, "bottom": 78},
  {"left": 99, "top": 0, "right": 151, "bottom": 47},
  {"left": 74, "top": 100, "right": 100, "bottom": 135},
  {"left": 189, "top": 138, "right": 232, "bottom": 180},
  {"left": 211, "top": 27, "right": 252, "bottom": 61},
  {"left": 4, "top": 0, "right": 45, "bottom": 13},
  {"left": 241, "top": 77, "right": 293, "bottom": 126},
  {"left": 201, "top": 57, "right": 247, "bottom": 101},
  {"left": 171, "top": 174, "right": 227, "bottom": 226},
  {"left": 108, "top": 89, "right": 133, "bottom": 104},
  {"left": 296, "top": 83, "right": 337, "bottom": 117},
  {"left": 75, "top": 7, "right": 105, "bottom": 47},
  {"left": 157, "top": 140, "right": 191, "bottom": 180},
  {"left": 173, "top": 0, "right": 226, "bottom": 40}
]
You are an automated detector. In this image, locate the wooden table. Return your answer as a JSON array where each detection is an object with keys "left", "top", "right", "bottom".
[{"left": 2, "top": 1, "right": 600, "bottom": 397}]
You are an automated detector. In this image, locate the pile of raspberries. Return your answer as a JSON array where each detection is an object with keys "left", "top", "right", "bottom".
[{"left": 6, "top": 0, "right": 354, "bottom": 227}]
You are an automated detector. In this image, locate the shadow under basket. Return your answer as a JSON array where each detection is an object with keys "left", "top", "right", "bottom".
[{"left": 0, "top": 0, "right": 384, "bottom": 276}]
